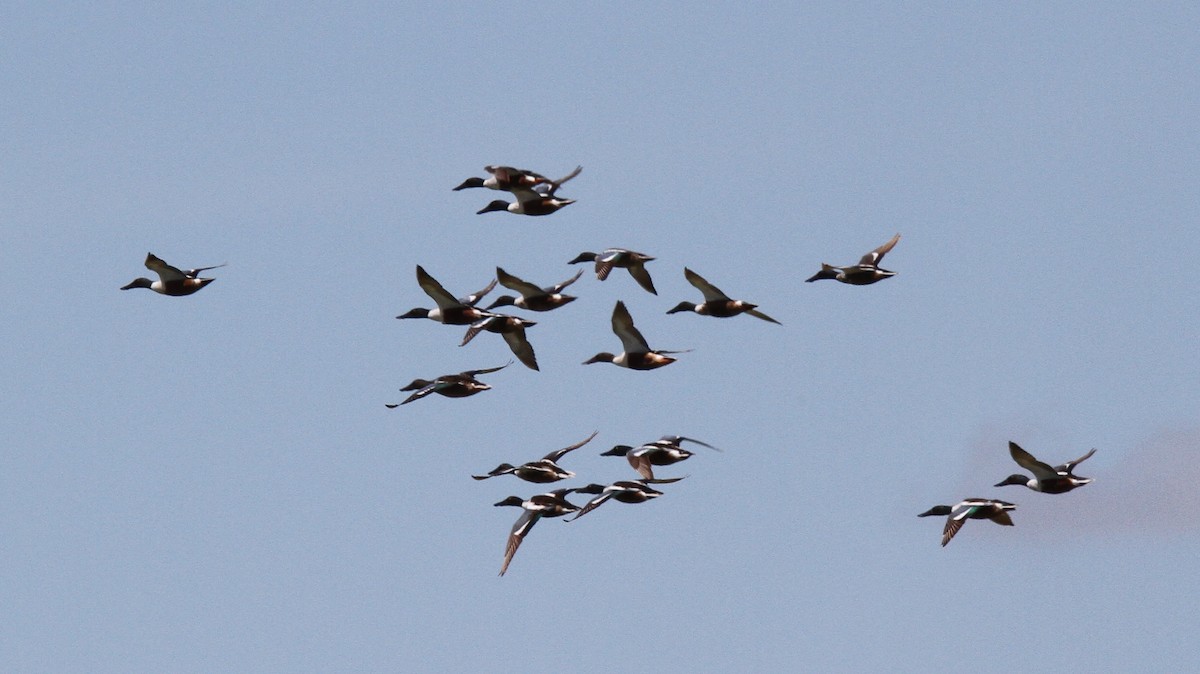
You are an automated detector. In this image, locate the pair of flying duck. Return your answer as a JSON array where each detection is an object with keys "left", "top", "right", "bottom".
[
  {"left": 920, "top": 442, "right": 1096, "bottom": 546},
  {"left": 454, "top": 164, "right": 582, "bottom": 216},
  {"left": 480, "top": 431, "right": 718, "bottom": 575},
  {"left": 395, "top": 265, "right": 549, "bottom": 372}
]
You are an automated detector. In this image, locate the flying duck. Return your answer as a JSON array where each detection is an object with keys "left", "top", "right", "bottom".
[
  {"left": 472, "top": 431, "right": 599, "bottom": 483},
  {"left": 918, "top": 499, "right": 1017, "bottom": 547},
  {"left": 568, "top": 248, "right": 657, "bottom": 295},
  {"left": 495, "top": 487, "right": 585, "bottom": 576},
  {"left": 385, "top": 362, "right": 510, "bottom": 407},
  {"left": 396, "top": 265, "right": 496, "bottom": 324},
  {"left": 601, "top": 435, "right": 721, "bottom": 481},
  {"left": 460, "top": 314, "right": 539, "bottom": 371},
  {"left": 805, "top": 233, "right": 901, "bottom": 285},
  {"left": 567, "top": 480, "right": 679, "bottom": 522},
  {"left": 583, "top": 300, "right": 688, "bottom": 370},
  {"left": 667, "top": 267, "right": 780, "bottom": 324},
  {"left": 485, "top": 267, "right": 582, "bottom": 312},
  {"left": 994, "top": 442, "right": 1096, "bottom": 494},
  {"left": 121, "top": 253, "right": 225, "bottom": 296},
  {"left": 453, "top": 164, "right": 582, "bottom": 196}
]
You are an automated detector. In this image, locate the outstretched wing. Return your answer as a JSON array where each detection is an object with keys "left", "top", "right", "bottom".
[
  {"left": 499, "top": 510, "right": 541, "bottom": 576},
  {"left": 550, "top": 268, "right": 584, "bottom": 293},
  {"left": 543, "top": 430, "right": 599, "bottom": 462},
  {"left": 859, "top": 233, "right": 901, "bottom": 267},
  {"left": 416, "top": 265, "right": 465, "bottom": 310},
  {"left": 1055, "top": 448, "right": 1097, "bottom": 475},
  {"left": 1008, "top": 442, "right": 1059, "bottom": 480},
  {"left": 683, "top": 267, "right": 730, "bottom": 302},
  {"left": 144, "top": 253, "right": 187, "bottom": 282},
  {"left": 461, "top": 361, "right": 512, "bottom": 378},
  {"left": 611, "top": 301, "right": 651, "bottom": 354}
]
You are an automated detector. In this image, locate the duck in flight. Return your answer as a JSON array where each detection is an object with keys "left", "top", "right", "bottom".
[
  {"left": 994, "top": 442, "right": 1096, "bottom": 494},
  {"left": 494, "top": 487, "right": 587, "bottom": 576},
  {"left": 566, "top": 479, "right": 682, "bottom": 522},
  {"left": 485, "top": 267, "right": 582, "bottom": 313},
  {"left": 453, "top": 164, "right": 581, "bottom": 196},
  {"left": 667, "top": 267, "right": 780, "bottom": 324},
  {"left": 568, "top": 248, "right": 657, "bottom": 295},
  {"left": 601, "top": 435, "right": 721, "bottom": 481},
  {"left": 396, "top": 265, "right": 496, "bottom": 325},
  {"left": 460, "top": 314, "right": 539, "bottom": 371},
  {"left": 918, "top": 499, "right": 1016, "bottom": 547},
  {"left": 385, "top": 362, "right": 509, "bottom": 407},
  {"left": 472, "top": 431, "right": 599, "bottom": 483},
  {"left": 121, "top": 253, "right": 225, "bottom": 296},
  {"left": 584, "top": 300, "right": 688, "bottom": 370},
  {"left": 805, "top": 233, "right": 901, "bottom": 285}
]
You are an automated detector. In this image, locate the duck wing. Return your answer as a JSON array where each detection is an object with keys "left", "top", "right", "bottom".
[
  {"left": 182, "top": 262, "right": 227, "bottom": 278},
  {"left": 550, "top": 268, "right": 584, "bottom": 293},
  {"left": 627, "top": 263, "right": 657, "bottom": 295},
  {"left": 502, "top": 329, "right": 539, "bottom": 371},
  {"left": 144, "top": 253, "right": 188, "bottom": 282},
  {"left": 416, "top": 265, "right": 466, "bottom": 310},
  {"left": 462, "top": 277, "right": 498, "bottom": 306},
  {"left": 858, "top": 233, "right": 901, "bottom": 267},
  {"left": 544, "top": 165, "right": 583, "bottom": 196},
  {"left": 1008, "top": 442, "right": 1060, "bottom": 480},
  {"left": 543, "top": 430, "right": 599, "bottom": 462},
  {"left": 460, "top": 361, "right": 512, "bottom": 378},
  {"left": 499, "top": 510, "right": 540, "bottom": 576},
  {"left": 611, "top": 301, "right": 652, "bottom": 354},
  {"left": 1055, "top": 448, "right": 1097, "bottom": 475},
  {"left": 496, "top": 267, "right": 545, "bottom": 298},
  {"left": 567, "top": 491, "right": 613, "bottom": 522},
  {"left": 745, "top": 308, "right": 782, "bottom": 325},
  {"left": 683, "top": 267, "right": 730, "bottom": 302}
]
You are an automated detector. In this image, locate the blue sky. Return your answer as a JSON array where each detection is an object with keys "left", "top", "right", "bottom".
[{"left": 3, "top": 3, "right": 1199, "bottom": 672}]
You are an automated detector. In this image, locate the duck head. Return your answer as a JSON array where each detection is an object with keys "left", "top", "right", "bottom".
[
  {"left": 666, "top": 301, "right": 697, "bottom": 314},
  {"left": 994, "top": 474, "right": 1031, "bottom": 488},
  {"left": 484, "top": 295, "right": 518, "bottom": 310},
  {"left": 601, "top": 445, "right": 633, "bottom": 457},
  {"left": 582, "top": 352, "right": 616, "bottom": 365},
  {"left": 396, "top": 307, "right": 431, "bottom": 319},
  {"left": 476, "top": 200, "right": 511, "bottom": 215},
  {"left": 121, "top": 278, "right": 154, "bottom": 290},
  {"left": 453, "top": 177, "right": 486, "bottom": 191},
  {"left": 494, "top": 496, "right": 526, "bottom": 508},
  {"left": 567, "top": 252, "right": 598, "bottom": 265},
  {"left": 918, "top": 505, "right": 953, "bottom": 517}
]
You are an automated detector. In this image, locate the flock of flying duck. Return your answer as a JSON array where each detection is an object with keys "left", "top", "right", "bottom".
[{"left": 120, "top": 162, "right": 1097, "bottom": 567}]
